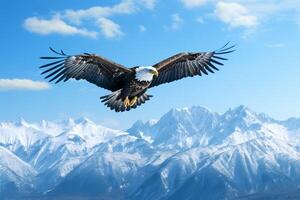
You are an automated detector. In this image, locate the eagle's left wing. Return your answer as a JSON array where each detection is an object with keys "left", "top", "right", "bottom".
[{"left": 149, "top": 43, "right": 235, "bottom": 88}]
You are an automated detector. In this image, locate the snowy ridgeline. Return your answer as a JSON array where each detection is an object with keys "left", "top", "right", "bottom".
[{"left": 1, "top": 105, "right": 300, "bottom": 200}]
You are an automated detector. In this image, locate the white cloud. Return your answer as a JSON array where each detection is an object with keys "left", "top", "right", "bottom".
[
  {"left": 96, "top": 18, "right": 123, "bottom": 38},
  {"left": 178, "top": 0, "right": 300, "bottom": 30},
  {"left": 64, "top": 0, "right": 137, "bottom": 24},
  {"left": 171, "top": 14, "right": 183, "bottom": 29},
  {"left": 24, "top": 0, "right": 156, "bottom": 39},
  {"left": 215, "top": 1, "right": 258, "bottom": 28},
  {"left": 180, "top": 0, "right": 209, "bottom": 8},
  {"left": 63, "top": 0, "right": 156, "bottom": 24},
  {"left": 24, "top": 16, "right": 97, "bottom": 38},
  {"left": 140, "top": 0, "right": 156, "bottom": 9},
  {"left": 139, "top": 25, "right": 147, "bottom": 32},
  {"left": 0, "top": 79, "right": 50, "bottom": 91},
  {"left": 165, "top": 14, "right": 183, "bottom": 30}
]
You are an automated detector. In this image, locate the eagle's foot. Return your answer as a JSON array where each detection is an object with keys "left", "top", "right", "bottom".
[
  {"left": 124, "top": 96, "right": 130, "bottom": 108},
  {"left": 129, "top": 96, "right": 137, "bottom": 106}
]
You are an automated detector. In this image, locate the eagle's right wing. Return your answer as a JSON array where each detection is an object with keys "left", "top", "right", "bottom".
[{"left": 39, "top": 48, "right": 133, "bottom": 91}]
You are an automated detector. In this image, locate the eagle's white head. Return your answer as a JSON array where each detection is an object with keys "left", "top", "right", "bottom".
[{"left": 135, "top": 66, "right": 159, "bottom": 82}]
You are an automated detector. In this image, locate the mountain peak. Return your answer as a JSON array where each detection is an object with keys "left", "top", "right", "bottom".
[
  {"left": 74, "top": 117, "right": 93, "bottom": 125},
  {"left": 169, "top": 105, "right": 213, "bottom": 115},
  {"left": 224, "top": 105, "right": 257, "bottom": 120},
  {"left": 14, "top": 118, "right": 31, "bottom": 127},
  {"left": 231, "top": 105, "right": 253, "bottom": 114},
  {"left": 190, "top": 105, "right": 213, "bottom": 113},
  {"left": 163, "top": 106, "right": 215, "bottom": 122}
]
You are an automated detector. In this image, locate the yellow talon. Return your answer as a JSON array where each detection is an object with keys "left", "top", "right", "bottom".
[
  {"left": 129, "top": 96, "right": 137, "bottom": 107},
  {"left": 123, "top": 96, "right": 130, "bottom": 108},
  {"left": 124, "top": 96, "right": 137, "bottom": 108}
]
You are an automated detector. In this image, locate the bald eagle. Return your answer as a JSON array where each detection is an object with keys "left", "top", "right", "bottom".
[{"left": 40, "top": 43, "right": 234, "bottom": 112}]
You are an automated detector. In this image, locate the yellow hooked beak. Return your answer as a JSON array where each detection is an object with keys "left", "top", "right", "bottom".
[{"left": 150, "top": 69, "right": 159, "bottom": 76}]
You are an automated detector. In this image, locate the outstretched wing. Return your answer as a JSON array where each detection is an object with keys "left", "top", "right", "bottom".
[
  {"left": 149, "top": 43, "right": 235, "bottom": 88},
  {"left": 39, "top": 48, "right": 133, "bottom": 91}
]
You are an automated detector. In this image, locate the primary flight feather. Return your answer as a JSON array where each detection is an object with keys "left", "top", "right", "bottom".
[{"left": 39, "top": 43, "right": 235, "bottom": 112}]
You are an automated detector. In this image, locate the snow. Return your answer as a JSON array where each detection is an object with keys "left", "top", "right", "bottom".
[
  {"left": 1, "top": 105, "right": 300, "bottom": 199},
  {"left": 0, "top": 146, "right": 37, "bottom": 177}
]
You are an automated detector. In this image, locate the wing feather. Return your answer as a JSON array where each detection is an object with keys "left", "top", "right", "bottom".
[
  {"left": 150, "top": 43, "right": 235, "bottom": 88},
  {"left": 40, "top": 48, "right": 132, "bottom": 91}
]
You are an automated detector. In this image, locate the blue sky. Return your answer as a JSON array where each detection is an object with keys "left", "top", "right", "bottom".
[{"left": 1, "top": 0, "right": 300, "bottom": 129}]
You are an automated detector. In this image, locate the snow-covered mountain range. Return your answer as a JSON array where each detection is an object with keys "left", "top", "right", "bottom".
[{"left": 1, "top": 105, "right": 300, "bottom": 200}]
